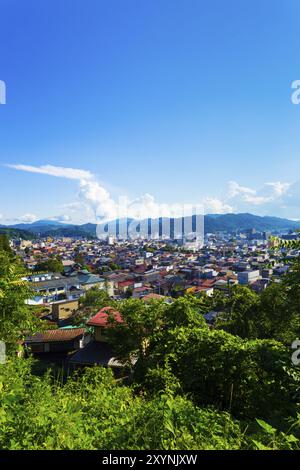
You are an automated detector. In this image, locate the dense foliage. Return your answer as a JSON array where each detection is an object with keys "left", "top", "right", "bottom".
[
  {"left": 0, "top": 242, "right": 40, "bottom": 354},
  {"left": 34, "top": 255, "right": 64, "bottom": 273},
  {"left": 0, "top": 241, "right": 300, "bottom": 450},
  {"left": 0, "top": 358, "right": 299, "bottom": 450},
  {"left": 215, "top": 269, "right": 300, "bottom": 343}
]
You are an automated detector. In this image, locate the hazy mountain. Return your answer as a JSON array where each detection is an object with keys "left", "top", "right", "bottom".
[
  {"left": 82, "top": 213, "right": 300, "bottom": 235},
  {"left": 10, "top": 219, "right": 71, "bottom": 232},
  {"left": 4, "top": 213, "right": 300, "bottom": 238}
]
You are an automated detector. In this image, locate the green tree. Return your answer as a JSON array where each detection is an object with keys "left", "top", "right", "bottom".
[
  {"left": 71, "top": 287, "right": 112, "bottom": 326},
  {"left": 34, "top": 255, "right": 64, "bottom": 273},
  {"left": 107, "top": 297, "right": 208, "bottom": 368},
  {"left": 258, "top": 283, "right": 294, "bottom": 343},
  {"left": 124, "top": 286, "right": 133, "bottom": 298},
  {"left": 144, "top": 326, "right": 297, "bottom": 420},
  {"left": 0, "top": 357, "right": 253, "bottom": 450},
  {"left": 106, "top": 298, "right": 166, "bottom": 366},
  {"left": 80, "top": 287, "right": 111, "bottom": 309},
  {"left": 0, "top": 234, "right": 13, "bottom": 256},
  {"left": 162, "top": 296, "right": 208, "bottom": 329},
  {"left": 109, "top": 262, "right": 120, "bottom": 271},
  {"left": 0, "top": 250, "right": 40, "bottom": 354},
  {"left": 215, "top": 285, "right": 260, "bottom": 339},
  {"left": 215, "top": 260, "right": 300, "bottom": 344}
]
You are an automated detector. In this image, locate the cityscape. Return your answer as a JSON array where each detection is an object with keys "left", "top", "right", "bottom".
[{"left": 1, "top": 0, "right": 300, "bottom": 459}]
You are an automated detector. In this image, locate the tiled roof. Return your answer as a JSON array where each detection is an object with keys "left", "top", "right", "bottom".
[
  {"left": 118, "top": 280, "right": 134, "bottom": 288},
  {"left": 26, "top": 328, "right": 86, "bottom": 343}
]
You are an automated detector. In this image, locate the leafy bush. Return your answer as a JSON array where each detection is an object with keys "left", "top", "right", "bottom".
[{"left": 0, "top": 358, "right": 246, "bottom": 450}]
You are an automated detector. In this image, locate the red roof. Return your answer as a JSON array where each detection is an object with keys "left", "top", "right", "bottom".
[
  {"left": 87, "top": 307, "right": 124, "bottom": 328},
  {"left": 134, "top": 266, "right": 147, "bottom": 274},
  {"left": 118, "top": 280, "right": 134, "bottom": 288}
]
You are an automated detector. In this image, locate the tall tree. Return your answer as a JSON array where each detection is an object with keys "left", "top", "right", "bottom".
[
  {"left": 0, "top": 234, "right": 13, "bottom": 256},
  {"left": 0, "top": 250, "right": 40, "bottom": 354},
  {"left": 215, "top": 285, "right": 260, "bottom": 339},
  {"left": 34, "top": 255, "right": 63, "bottom": 273}
]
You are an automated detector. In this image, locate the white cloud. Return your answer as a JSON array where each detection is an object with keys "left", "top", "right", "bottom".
[
  {"left": 265, "top": 182, "right": 291, "bottom": 197},
  {"left": 242, "top": 194, "right": 270, "bottom": 205},
  {"left": 79, "top": 179, "right": 117, "bottom": 219},
  {"left": 48, "top": 214, "right": 72, "bottom": 223},
  {"left": 124, "top": 194, "right": 184, "bottom": 219},
  {"left": 6, "top": 164, "right": 93, "bottom": 181},
  {"left": 7, "top": 163, "right": 299, "bottom": 221},
  {"left": 224, "top": 179, "right": 300, "bottom": 218},
  {"left": 59, "top": 202, "right": 84, "bottom": 211},
  {"left": 8, "top": 163, "right": 207, "bottom": 222},
  {"left": 228, "top": 181, "right": 256, "bottom": 199},
  {"left": 228, "top": 180, "right": 292, "bottom": 206},
  {"left": 7, "top": 163, "right": 117, "bottom": 222},
  {"left": 203, "top": 197, "right": 234, "bottom": 214},
  {"left": 19, "top": 213, "right": 38, "bottom": 223}
]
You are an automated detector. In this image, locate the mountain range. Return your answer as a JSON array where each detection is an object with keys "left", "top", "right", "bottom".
[{"left": 0, "top": 213, "right": 299, "bottom": 239}]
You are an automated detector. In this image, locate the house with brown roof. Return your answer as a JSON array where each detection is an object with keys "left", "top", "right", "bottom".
[{"left": 25, "top": 327, "right": 88, "bottom": 353}]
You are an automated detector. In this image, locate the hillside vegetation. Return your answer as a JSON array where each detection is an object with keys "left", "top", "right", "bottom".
[{"left": 0, "top": 235, "right": 299, "bottom": 450}]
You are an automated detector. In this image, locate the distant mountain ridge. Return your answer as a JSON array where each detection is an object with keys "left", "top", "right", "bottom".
[
  {"left": 3, "top": 213, "right": 300, "bottom": 238},
  {"left": 10, "top": 220, "right": 71, "bottom": 231},
  {"left": 204, "top": 213, "right": 300, "bottom": 233}
]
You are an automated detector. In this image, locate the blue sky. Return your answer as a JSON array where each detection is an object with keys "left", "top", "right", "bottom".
[{"left": 1, "top": 0, "right": 300, "bottom": 223}]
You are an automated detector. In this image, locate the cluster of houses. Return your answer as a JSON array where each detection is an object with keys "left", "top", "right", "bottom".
[
  {"left": 14, "top": 231, "right": 299, "bottom": 302},
  {"left": 25, "top": 306, "right": 128, "bottom": 372},
  {"left": 11, "top": 229, "right": 299, "bottom": 372}
]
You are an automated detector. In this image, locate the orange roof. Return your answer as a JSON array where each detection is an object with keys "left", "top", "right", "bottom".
[
  {"left": 200, "top": 279, "right": 216, "bottom": 287},
  {"left": 142, "top": 293, "right": 164, "bottom": 302}
]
